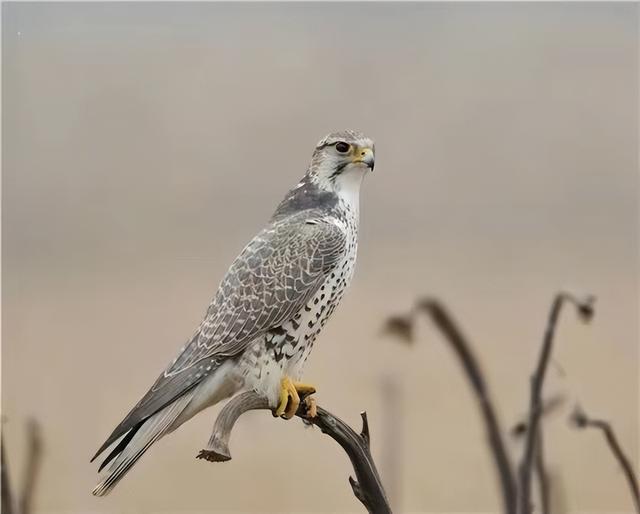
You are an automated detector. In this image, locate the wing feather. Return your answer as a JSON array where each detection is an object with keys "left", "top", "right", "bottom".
[{"left": 93, "top": 211, "right": 346, "bottom": 460}]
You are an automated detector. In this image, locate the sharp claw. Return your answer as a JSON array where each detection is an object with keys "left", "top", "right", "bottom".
[
  {"left": 274, "top": 377, "right": 317, "bottom": 420},
  {"left": 283, "top": 389, "right": 300, "bottom": 419},
  {"left": 275, "top": 377, "right": 291, "bottom": 417}
]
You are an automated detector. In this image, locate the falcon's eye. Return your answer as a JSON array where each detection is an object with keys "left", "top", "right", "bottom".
[{"left": 335, "top": 142, "right": 351, "bottom": 154}]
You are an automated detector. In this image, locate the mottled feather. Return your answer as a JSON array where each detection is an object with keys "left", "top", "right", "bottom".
[{"left": 92, "top": 209, "right": 346, "bottom": 459}]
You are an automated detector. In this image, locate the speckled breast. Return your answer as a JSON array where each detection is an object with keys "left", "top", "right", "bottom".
[
  {"left": 268, "top": 215, "right": 358, "bottom": 375},
  {"left": 238, "top": 208, "right": 359, "bottom": 402}
]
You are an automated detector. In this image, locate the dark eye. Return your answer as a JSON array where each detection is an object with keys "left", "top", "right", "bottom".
[{"left": 335, "top": 142, "right": 351, "bottom": 154}]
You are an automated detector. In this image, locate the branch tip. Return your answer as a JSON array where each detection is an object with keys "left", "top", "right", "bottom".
[
  {"left": 201, "top": 391, "right": 391, "bottom": 513},
  {"left": 359, "top": 412, "right": 370, "bottom": 447},
  {"left": 569, "top": 405, "right": 588, "bottom": 428},
  {"left": 561, "top": 291, "right": 596, "bottom": 323},
  {"left": 349, "top": 476, "right": 366, "bottom": 503},
  {"left": 381, "top": 315, "right": 414, "bottom": 343},
  {"left": 569, "top": 405, "right": 640, "bottom": 512},
  {"left": 196, "top": 449, "right": 231, "bottom": 462}
]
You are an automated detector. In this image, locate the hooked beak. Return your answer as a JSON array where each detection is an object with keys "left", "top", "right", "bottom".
[{"left": 352, "top": 147, "right": 375, "bottom": 171}]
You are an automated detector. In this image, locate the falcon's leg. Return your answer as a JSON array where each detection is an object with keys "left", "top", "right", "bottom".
[{"left": 274, "top": 377, "right": 317, "bottom": 419}]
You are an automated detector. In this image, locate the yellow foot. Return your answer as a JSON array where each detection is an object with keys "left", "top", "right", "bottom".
[{"left": 274, "top": 377, "right": 317, "bottom": 420}]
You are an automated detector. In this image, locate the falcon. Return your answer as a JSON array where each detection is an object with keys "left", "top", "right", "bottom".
[{"left": 92, "top": 130, "right": 375, "bottom": 496}]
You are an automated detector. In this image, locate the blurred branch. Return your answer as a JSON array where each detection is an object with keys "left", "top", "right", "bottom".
[
  {"left": 1, "top": 419, "right": 43, "bottom": 514},
  {"left": 534, "top": 430, "right": 550, "bottom": 514},
  {"left": 571, "top": 406, "right": 640, "bottom": 513},
  {"left": 381, "top": 315, "right": 414, "bottom": 344},
  {"left": 197, "top": 391, "right": 392, "bottom": 514},
  {"left": 416, "top": 298, "right": 517, "bottom": 514},
  {"left": 510, "top": 393, "right": 566, "bottom": 438},
  {"left": 517, "top": 292, "right": 594, "bottom": 514},
  {"left": 511, "top": 394, "right": 566, "bottom": 514}
]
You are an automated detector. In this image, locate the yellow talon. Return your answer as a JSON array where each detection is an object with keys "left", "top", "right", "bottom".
[
  {"left": 274, "top": 377, "right": 317, "bottom": 419},
  {"left": 275, "top": 376, "right": 299, "bottom": 419},
  {"left": 293, "top": 381, "right": 316, "bottom": 396}
]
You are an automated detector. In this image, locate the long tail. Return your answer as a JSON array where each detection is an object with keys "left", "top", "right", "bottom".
[{"left": 92, "top": 392, "right": 194, "bottom": 496}]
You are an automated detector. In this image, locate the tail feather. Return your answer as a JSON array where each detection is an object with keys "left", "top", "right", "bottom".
[
  {"left": 98, "top": 421, "right": 144, "bottom": 473},
  {"left": 92, "top": 393, "right": 194, "bottom": 496}
]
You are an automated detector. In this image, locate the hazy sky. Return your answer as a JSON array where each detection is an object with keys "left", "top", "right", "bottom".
[{"left": 2, "top": 3, "right": 638, "bottom": 513}]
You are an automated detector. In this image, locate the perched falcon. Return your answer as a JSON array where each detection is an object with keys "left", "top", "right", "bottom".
[{"left": 91, "top": 130, "right": 375, "bottom": 496}]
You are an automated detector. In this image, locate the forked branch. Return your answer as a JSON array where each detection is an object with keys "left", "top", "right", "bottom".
[
  {"left": 518, "top": 292, "right": 594, "bottom": 514},
  {"left": 197, "top": 391, "right": 392, "bottom": 514}
]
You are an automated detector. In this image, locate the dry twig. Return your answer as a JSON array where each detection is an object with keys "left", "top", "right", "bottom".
[
  {"left": 517, "top": 292, "right": 594, "bottom": 514},
  {"left": 533, "top": 430, "right": 550, "bottom": 514},
  {"left": 417, "top": 298, "right": 517, "bottom": 514},
  {"left": 197, "top": 391, "right": 392, "bottom": 514},
  {"left": 570, "top": 406, "right": 640, "bottom": 513},
  {"left": 511, "top": 394, "right": 566, "bottom": 514}
]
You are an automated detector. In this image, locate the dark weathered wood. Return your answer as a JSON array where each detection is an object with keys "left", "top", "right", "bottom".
[
  {"left": 418, "top": 299, "right": 517, "bottom": 514},
  {"left": 571, "top": 406, "right": 640, "bottom": 513},
  {"left": 198, "top": 391, "right": 392, "bottom": 514},
  {"left": 517, "top": 292, "right": 594, "bottom": 514}
]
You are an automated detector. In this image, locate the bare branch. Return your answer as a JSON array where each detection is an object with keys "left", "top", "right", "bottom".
[
  {"left": 417, "top": 298, "right": 517, "bottom": 514},
  {"left": 534, "top": 430, "right": 550, "bottom": 514},
  {"left": 511, "top": 394, "right": 566, "bottom": 438},
  {"left": 518, "top": 292, "right": 595, "bottom": 514},
  {"left": 198, "top": 391, "right": 392, "bottom": 514},
  {"left": 570, "top": 406, "right": 640, "bottom": 513},
  {"left": 359, "top": 412, "right": 371, "bottom": 449},
  {"left": 511, "top": 395, "right": 566, "bottom": 514},
  {"left": 197, "top": 392, "right": 266, "bottom": 462}
]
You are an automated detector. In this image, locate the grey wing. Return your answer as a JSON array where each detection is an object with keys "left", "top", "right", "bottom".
[{"left": 93, "top": 212, "right": 346, "bottom": 459}]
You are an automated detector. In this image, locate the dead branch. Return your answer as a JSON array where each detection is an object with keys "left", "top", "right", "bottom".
[
  {"left": 517, "top": 292, "right": 594, "bottom": 514},
  {"left": 571, "top": 406, "right": 640, "bottom": 513},
  {"left": 510, "top": 393, "right": 566, "bottom": 438},
  {"left": 534, "top": 429, "right": 550, "bottom": 514},
  {"left": 417, "top": 298, "right": 517, "bottom": 514},
  {"left": 197, "top": 391, "right": 392, "bottom": 514},
  {"left": 511, "top": 394, "right": 566, "bottom": 514}
]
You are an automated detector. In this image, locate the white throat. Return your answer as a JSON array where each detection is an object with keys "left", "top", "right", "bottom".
[{"left": 333, "top": 168, "right": 365, "bottom": 215}]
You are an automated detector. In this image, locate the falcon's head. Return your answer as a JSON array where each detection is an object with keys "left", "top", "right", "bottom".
[{"left": 308, "top": 130, "right": 375, "bottom": 193}]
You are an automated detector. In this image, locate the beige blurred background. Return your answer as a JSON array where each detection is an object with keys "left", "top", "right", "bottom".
[{"left": 2, "top": 2, "right": 638, "bottom": 513}]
